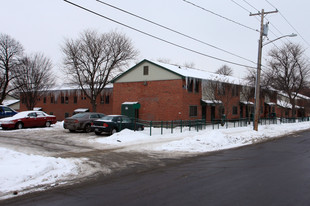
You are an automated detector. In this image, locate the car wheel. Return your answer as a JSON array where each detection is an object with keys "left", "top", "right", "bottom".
[
  {"left": 84, "top": 124, "right": 92, "bottom": 133},
  {"left": 45, "top": 121, "right": 51, "bottom": 127},
  {"left": 69, "top": 129, "right": 75, "bottom": 133},
  {"left": 95, "top": 131, "right": 102, "bottom": 135},
  {"left": 110, "top": 128, "right": 117, "bottom": 135},
  {"left": 16, "top": 122, "right": 23, "bottom": 129}
]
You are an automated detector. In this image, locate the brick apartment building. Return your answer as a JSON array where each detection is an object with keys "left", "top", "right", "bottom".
[
  {"left": 20, "top": 85, "right": 113, "bottom": 120},
  {"left": 20, "top": 59, "right": 309, "bottom": 121},
  {"left": 113, "top": 59, "right": 273, "bottom": 121}
]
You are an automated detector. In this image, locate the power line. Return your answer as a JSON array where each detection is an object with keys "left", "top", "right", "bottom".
[
  {"left": 265, "top": 0, "right": 310, "bottom": 47},
  {"left": 95, "top": 0, "right": 256, "bottom": 65},
  {"left": 242, "top": 0, "right": 259, "bottom": 12},
  {"left": 63, "top": 0, "right": 256, "bottom": 69},
  {"left": 232, "top": 0, "right": 281, "bottom": 38},
  {"left": 230, "top": 0, "right": 251, "bottom": 14},
  {"left": 182, "top": 0, "right": 259, "bottom": 33}
]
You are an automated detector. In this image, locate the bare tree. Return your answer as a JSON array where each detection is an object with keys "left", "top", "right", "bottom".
[
  {"left": 157, "top": 58, "right": 171, "bottom": 64},
  {"left": 216, "top": 65, "right": 233, "bottom": 76},
  {"left": 202, "top": 79, "right": 237, "bottom": 121},
  {"left": 62, "top": 30, "right": 138, "bottom": 111},
  {"left": 0, "top": 33, "right": 24, "bottom": 104},
  {"left": 183, "top": 62, "right": 195, "bottom": 68},
  {"left": 12, "top": 53, "right": 55, "bottom": 110},
  {"left": 244, "top": 67, "right": 272, "bottom": 90},
  {"left": 265, "top": 43, "right": 310, "bottom": 117}
]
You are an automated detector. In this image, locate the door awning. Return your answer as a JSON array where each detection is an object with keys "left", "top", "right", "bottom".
[
  {"left": 122, "top": 102, "right": 141, "bottom": 109},
  {"left": 240, "top": 101, "right": 254, "bottom": 105},
  {"left": 201, "top": 99, "right": 222, "bottom": 105},
  {"left": 74, "top": 108, "right": 89, "bottom": 113}
]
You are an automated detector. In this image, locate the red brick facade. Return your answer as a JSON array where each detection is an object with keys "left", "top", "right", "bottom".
[
  {"left": 20, "top": 89, "right": 113, "bottom": 121},
  {"left": 112, "top": 79, "right": 202, "bottom": 121}
]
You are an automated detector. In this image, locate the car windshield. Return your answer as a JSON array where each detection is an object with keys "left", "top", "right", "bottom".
[
  {"left": 12, "top": 112, "right": 31, "bottom": 118},
  {"left": 99, "top": 116, "right": 117, "bottom": 121},
  {"left": 71, "top": 113, "right": 87, "bottom": 118}
]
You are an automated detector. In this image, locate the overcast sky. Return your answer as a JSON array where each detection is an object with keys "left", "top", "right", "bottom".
[{"left": 1, "top": 0, "right": 309, "bottom": 82}]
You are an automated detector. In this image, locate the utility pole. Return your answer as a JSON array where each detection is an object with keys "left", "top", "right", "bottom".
[{"left": 250, "top": 9, "right": 278, "bottom": 131}]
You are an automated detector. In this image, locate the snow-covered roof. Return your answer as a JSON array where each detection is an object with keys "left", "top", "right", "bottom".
[
  {"left": 265, "top": 102, "right": 276, "bottom": 106},
  {"left": 240, "top": 101, "right": 254, "bottom": 105},
  {"left": 201, "top": 99, "right": 223, "bottom": 104},
  {"left": 122, "top": 102, "right": 139, "bottom": 105},
  {"left": 152, "top": 60, "right": 249, "bottom": 86},
  {"left": 278, "top": 91, "right": 310, "bottom": 100},
  {"left": 74, "top": 108, "right": 89, "bottom": 113},
  {"left": 296, "top": 93, "right": 310, "bottom": 100},
  {"left": 48, "top": 83, "right": 113, "bottom": 91},
  {"left": 277, "top": 100, "right": 303, "bottom": 109},
  {"left": 2, "top": 99, "right": 19, "bottom": 106}
]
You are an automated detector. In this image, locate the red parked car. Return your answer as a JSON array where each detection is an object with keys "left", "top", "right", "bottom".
[{"left": 0, "top": 111, "right": 57, "bottom": 130}]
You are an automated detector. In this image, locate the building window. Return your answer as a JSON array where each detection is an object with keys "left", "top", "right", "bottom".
[
  {"left": 61, "top": 96, "right": 64, "bottom": 104},
  {"left": 219, "top": 106, "right": 225, "bottom": 116},
  {"left": 143, "top": 66, "right": 149, "bottom": 75},
  {"left": 65, "top": 96, "right": 69, "bottom": 104},
  {"left": 74, "top": 96, "right": 77, "bottom": 104},
  {"left": 232, "top": 85, "right": 239, "bottom": 97},
  {"left": 105, "top": 95, "right": 110, "bottom": 104},
  {"left": 189, "top": 106, "right": 198, "bottom": 117},
  {"left": 50, "top": 96, "right": 54, "bottom": 104},
  {"left": 100, "top": 96, "right": 105, "bottom": 104},
  {"left": 233, "top": 106, "right": 238, "bottom": 115},
  {"left": 43, "top": 97, "right": 46, "bottom": 104},
  {"left": 218, "top": 83, "right": 225, "bottom": 95},
  {"left": 194, "top": 79, "right": 199, "bottom": 93},
  {"left": 187, "top": 79, "right": 193, "bottom": 92}
]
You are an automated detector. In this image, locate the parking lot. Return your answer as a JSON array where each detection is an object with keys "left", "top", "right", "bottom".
[
  {"left": 2, "top": 120, "right": 310, "bottom": 200},
  {"left": 0, "top": 122, "right": 170, "bottom": 168}
]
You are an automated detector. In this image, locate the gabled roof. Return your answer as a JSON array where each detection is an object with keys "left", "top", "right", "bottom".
[{"left": 113, "top": 59, "right": 248, "bottom": 86}]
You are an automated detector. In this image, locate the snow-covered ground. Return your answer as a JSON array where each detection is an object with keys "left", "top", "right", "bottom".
[
  {"left": 1, "top": 121, "right": 310, "bottom": 200},
  {"left": 0, "top": 149, "right": 97, "bottom": 198}
]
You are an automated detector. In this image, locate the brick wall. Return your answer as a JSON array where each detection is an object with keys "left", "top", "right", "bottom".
[
  {"left": 113, "top": 79, "right": 202, "bottom": 121},
  {"left": 20, "top": 90, "right": 113, "bottom": 121}
]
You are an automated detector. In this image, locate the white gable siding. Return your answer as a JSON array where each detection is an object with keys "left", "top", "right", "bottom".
[{"left": 115, "top": 62, "right": 182, "bottom": 83}]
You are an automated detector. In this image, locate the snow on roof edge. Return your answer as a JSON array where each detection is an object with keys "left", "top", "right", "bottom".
[{"left": 152, "top": 60, "right": 250, "bottom": 87}]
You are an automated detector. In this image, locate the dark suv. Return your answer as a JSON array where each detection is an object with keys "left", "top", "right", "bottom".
[
  {"left": 63, "top": 112, "right": 105, "bottom": 132},
  {"left": 0, "top": 105, "right": 17, "bottom": 119}
]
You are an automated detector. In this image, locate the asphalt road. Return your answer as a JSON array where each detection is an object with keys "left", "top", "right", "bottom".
[{"left": 2, "top": 129, "right": 310, "bottom": 206}]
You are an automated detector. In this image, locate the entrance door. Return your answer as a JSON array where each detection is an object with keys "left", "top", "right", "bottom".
[
  {"left": 202, "top": 105, "right": 206, "bottom": 120},
  {"left": 211, "top": 106, "right": 215, "bottom": 121}
]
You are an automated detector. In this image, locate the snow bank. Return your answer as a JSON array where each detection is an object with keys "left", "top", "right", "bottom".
[
  {"left": 93, "top": 122, "right": 310, "bottom": 153},
  {"left": 0, "top": 148, "right": 95, "bottom": 199}
]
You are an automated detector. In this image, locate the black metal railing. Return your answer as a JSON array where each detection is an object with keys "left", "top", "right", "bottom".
[{"left": 131, "top": 116, "right": 310, "bottom": 136}]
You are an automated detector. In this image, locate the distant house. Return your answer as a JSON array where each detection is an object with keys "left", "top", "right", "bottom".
[
  {"left": 19, "top": 84, "right": 113, "bottom": 121},
  {"left": 2, "top": 95, "right": 20, "bottom": 111}
]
